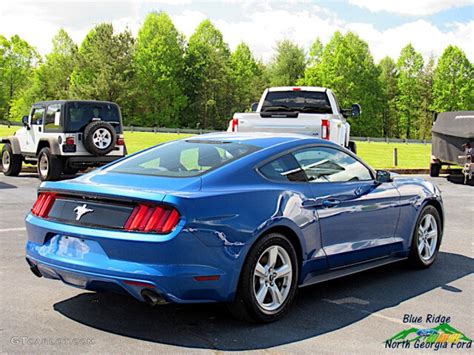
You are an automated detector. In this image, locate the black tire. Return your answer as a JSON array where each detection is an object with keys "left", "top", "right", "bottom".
[
  {"left": 408, "top": 205, "right": 442, "bottom": 269},
  {"left": 83, "top": 121, "right": 116, "bottom": 156},
  {"left": 228, "top": 233, "right": 299, "bottom": 323},
  {"left": 348, "top": 141, "right": 357, "bottom": 154},
  {"left": 1, "top": 143, "right": 22, "bottom": 176},
  {"left": 430, "top": 162, "right": 441, "bottom": 177},
  {"left": 63, "top": 167, "right": 79, "bottom": 175},
  {"left": 37, "top": 147, "right": 63, "bottom": 181}
]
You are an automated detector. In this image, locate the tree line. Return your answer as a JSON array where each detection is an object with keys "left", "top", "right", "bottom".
[{"left": 0, "top": 12, "right": 472, "bottom": 138}]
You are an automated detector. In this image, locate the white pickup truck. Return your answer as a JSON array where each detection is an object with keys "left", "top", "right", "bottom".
[{"left": 227, "top": 86, "right": 360, "bottom": 153}]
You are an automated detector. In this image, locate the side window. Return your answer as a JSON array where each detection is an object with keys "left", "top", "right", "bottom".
[
  {"left": 331, "top": 93, "right": 343, "bottom": 115},
  {"left": 293, "top": 147, "right": 372, "bottom": 183},
  {"left": 31, "top": 108, "right": 45, "bottom": 125},
  {"left": 259, "top": 154, "right": 307, "bottom": 182},
  {"left": 45, "top": 104, "right": 61, "bottom": 130}
]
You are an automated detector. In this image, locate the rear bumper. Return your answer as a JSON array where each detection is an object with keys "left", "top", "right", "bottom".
[
  {"left": 25, "top": 214, "right": 243, "bottom": 304},
  {"left": 65, "top": 155, "right": 124, "bottom": 169}
]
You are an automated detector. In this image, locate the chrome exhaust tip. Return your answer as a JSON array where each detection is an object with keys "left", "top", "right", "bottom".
[{"left": 141, "top": 289, "right": 167, "bottom": 306}]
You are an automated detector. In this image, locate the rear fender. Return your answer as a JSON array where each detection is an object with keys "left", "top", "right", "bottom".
[{"left": 37, "top": 138, "right": 61, "bottom": 155}]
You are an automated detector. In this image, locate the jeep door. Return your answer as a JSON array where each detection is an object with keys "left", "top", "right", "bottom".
[{"left": 20, "top": 106, "right": 45, "bottom": 154}]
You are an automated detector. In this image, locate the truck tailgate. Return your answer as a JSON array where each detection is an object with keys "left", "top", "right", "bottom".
[{"left": 230, "top": 112, "right": 326, "bottom": 136}]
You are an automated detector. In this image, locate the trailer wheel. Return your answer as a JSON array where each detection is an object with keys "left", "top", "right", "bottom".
[{"left": 430, "top": 162, "right": 441, "bottom": 177}]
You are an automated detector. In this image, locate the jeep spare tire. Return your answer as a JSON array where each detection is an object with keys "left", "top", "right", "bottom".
[{"left": 83, "top": 121, "right": 116, "bottom": 156}]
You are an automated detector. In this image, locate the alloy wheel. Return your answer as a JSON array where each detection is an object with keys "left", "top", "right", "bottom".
[
  {"left": 39, "top": 153, "right": 49, "bottom": 177},
  {"left": 92, "top": 128, "right": 112, "bottom": 149},
  {"left": 253, "top": 245, "right": 293, "bottom": 312},
  {"left": 417, "top": 213, "right": 438, "bottom": 261},
  {"left": 2, "top": 150, "right": 10, "bottom": 171}
]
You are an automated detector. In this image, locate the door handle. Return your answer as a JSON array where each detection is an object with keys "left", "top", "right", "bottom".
[
  {"left": 322, "top": 199, "right": 340, "bottom": 207},
  {"left": 302, "top": 198, "right": 340, "bottom": 208}
]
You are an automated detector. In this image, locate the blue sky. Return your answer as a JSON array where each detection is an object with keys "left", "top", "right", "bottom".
[{"left": 1, "top": 0, "right": 473, "bottom": 62}]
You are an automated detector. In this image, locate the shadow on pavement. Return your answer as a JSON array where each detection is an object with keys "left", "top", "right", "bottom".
[
  {"left": 446, "top": 172, "right": 474, "bottom": 186},
  {"left": 53, "top": 252, "right": 473, "bottom": 351}
]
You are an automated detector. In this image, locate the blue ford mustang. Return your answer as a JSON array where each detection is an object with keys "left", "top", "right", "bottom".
[{"left": 25, "top": 133, "right": 444, "bottom": 322}]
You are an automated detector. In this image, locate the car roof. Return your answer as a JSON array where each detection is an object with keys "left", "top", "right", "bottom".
[
  {"left": 268, "top": 86, "right": 328, "bottom": 92},
  {"left": 188, "top": 132, "right": 330, "bottom": 148},
  {"left": 32, "top": 100, "right": 119, "bottom": 106}
]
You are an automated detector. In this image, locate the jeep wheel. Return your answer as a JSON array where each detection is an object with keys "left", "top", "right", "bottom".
[
  {"left": 83, "top": 121, "right": 116, "bottom": 156},
  {"left": 1, "top": 144, "right": 22, "bottom": 176},
  {"left": 37, "top": 147, "right": 63, "bottom": 181}
]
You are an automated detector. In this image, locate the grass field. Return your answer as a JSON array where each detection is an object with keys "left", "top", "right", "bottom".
[{"left": 1, "top": 125, "right": 431, "bottom": 169}]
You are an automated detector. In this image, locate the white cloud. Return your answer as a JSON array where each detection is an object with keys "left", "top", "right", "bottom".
[
  {"left": 348, "top": 0, "right": 472, "bottom": 16},
  {"left": 0, "top": 0, "right": 472, "bottom": 64},
  {"left": 346, "top": 19, "right": 474, "bottom": 61}
]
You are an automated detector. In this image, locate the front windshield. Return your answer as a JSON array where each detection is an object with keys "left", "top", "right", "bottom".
[
  {"left": 262, "top": 91, "right": 333, "bottom": 114},
  {"left": 108, "top": 140, "right": 260, "bottom": 177}
]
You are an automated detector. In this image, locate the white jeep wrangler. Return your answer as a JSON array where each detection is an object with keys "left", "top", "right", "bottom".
[{"left": 1, "top": 100, "right": 126, "bottom": 181}]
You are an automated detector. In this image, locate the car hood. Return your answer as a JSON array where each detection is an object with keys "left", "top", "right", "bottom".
[{"left": 39, "top": 171, "right": 202, "bottom": 203}]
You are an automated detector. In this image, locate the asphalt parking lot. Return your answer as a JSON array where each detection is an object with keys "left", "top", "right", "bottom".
[{"left": 0, "top": 173, "right": 472, "bottom": 353}]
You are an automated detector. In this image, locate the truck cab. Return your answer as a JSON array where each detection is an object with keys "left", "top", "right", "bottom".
[{"left": 228, "top": 86, "right": 360, "bottom": 153}]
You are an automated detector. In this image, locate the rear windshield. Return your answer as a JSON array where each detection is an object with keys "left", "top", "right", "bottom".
[
  {"left": 262, "top": 91, "right": 332, "bottom": 114},
  {"left": 108, "top": 140, "right": 260, "bottom": 177},
  {"left": 65, "top": 102, "right": 121, "bottom": 132}
]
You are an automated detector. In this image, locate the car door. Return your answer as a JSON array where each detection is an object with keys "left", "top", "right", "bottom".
[
  {"left": 21, "top": 107, "right": 45, "bottom": 154},
  {"left": 292, "top": 146, "right": 401, "bottom": 268}
]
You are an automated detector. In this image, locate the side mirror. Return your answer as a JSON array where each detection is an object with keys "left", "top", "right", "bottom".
[
  {"left": 351, "top": 103, "right": 361, "bottom": 118},
  {"left": 376, "top": 170, "right": 392, "bottom": 183},
  {"left": 250, "top": 102, "right": 258, "bottom": 112},
  {"left": 22, "top": 116, "right": 29, "bottom": 127}
]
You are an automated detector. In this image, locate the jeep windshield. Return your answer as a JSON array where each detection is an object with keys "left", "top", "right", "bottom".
[
  {"left": 64, "top": 102, "right": 122, "bottom": 133},
  {"left": 261, "top": 91, "right": 333, "bottom": 114}
]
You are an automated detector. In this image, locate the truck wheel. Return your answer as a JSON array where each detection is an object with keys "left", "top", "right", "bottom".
[
  {"left": 63, "top": 167, "right": 79, "bottom": 175},
  {"left": 1, "top": 143, "right": 22, "bottom": 176},
  {"left": 348, "top": 141, "right": 357, "bottom": 154},
  {"left": 430, "top": 163, "right": 441, "bottom": 177},
  {"left": 37, "top": 147, "right": 63, "bottom": 181},
  {"left": 83, "top": 121, "right": 116, "bottom": 156}
]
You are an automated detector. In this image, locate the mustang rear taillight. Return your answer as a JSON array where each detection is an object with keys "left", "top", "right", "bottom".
[
  {"left": 124, "top": 204, "right": 181, "bottom": 234},
  {"left": 31, "top": 192, "right": 56, "bottom": 218}
]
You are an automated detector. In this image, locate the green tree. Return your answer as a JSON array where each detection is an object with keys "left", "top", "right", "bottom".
[
  {"left": 267, "top": 40, "right": 306, "bottom": 86},
  {"left": 37, "top": 29, "right": 77, "bottom": 100},
  {"left": 0, "top": 35, "right": 40, "bottom": 120},
  {"left": 230, "top": 42, "right": 266, "bottom": 112},
  {"left": 184, "top": 19, "right": 233, "bottom": 129},
  {"left": 396, "top": 44, "right": 424, "bottom": 138},
  {"left": 419, "top": 56, "right": 436, "bottom": 139},
  {"left": 317, "top": 31, "right": 383, "bottom": 136},
  {"left": 432, "top": 45, "right": 473, "bottom": 112},
  {"left": 70, "top": 23, "right": 135, "bottom": 121},
  {"left": 9, "top": 29, "right": 78, "bottom": 119},
  {"left": 378, "top": 56, "right": 399, "bottom": 137},
  {"left": 134, "top": 12, "right": 187, "bottom": 127},
  {"left": 299, "top": 38, "right": 323, "bottom": 86}
]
